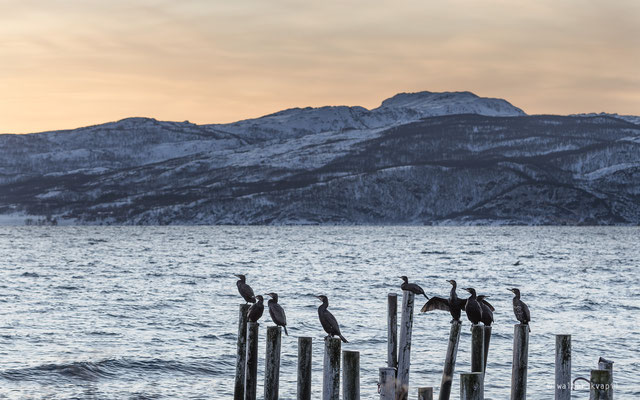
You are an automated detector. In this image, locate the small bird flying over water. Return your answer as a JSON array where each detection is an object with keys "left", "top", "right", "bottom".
[
  {"left": 463, "top": 288, "right": 483, "bottom": 325},
  {"left": 476, "top": 295, "right": 494, "bottom": 326},
  {"left": 399, "top": 276, "right": 429, "bottom": 299},
  {"left": 235, "top": 274, "right": 256, "bottom": 304},
  {"left": 421, "top": 279, "right": 466, "bottom": 322},
  {"left": 316, "top": 295, "right": 348, "bottom": 343},
  {"left": 247, "top": 295, "right": 264, "bottom": 323},
  {"left": 508, "top": 288, "right": 530, "bottom": 332},
  {"left": 266, "top": 292, "right": 288, "bottom": 335}
]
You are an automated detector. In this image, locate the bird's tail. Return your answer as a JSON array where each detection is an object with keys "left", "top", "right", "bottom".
[
  {"left": 283, "top": 326, "right": 289, "bottom": 336},
  {"left": 339, "top": 334, "right": 348, "bottom": 343}
]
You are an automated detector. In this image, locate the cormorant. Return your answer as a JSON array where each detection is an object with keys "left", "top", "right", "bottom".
[
  {"left": 476, "top": 295, "right": 494, "bottom": 326},
  {"left": 235, "top": 274, "right": 256, "bottom": 304},
  {"left": 463, "top": 288, "right": 483, "bottom": 325},
  {"left": 508, "top": 288, "right": 530, "bottom": 331},
  {"left": 420, "top": 279, "right": 466, "bottom": 322},
  {"left": 316, "top": 295, "right": 348, "bottom": 343},
  {"left": 247, "top": 295, "right": 264, "bottom": 323},
  {"left": 399, "top": 276, "right": 429, "bottom": 299},
  {"left": 266, "top": 292, "right": 288, "bottom": 335}
]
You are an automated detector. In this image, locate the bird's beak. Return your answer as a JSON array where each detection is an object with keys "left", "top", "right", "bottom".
[{"left": 507, "top": 288, "right": 513, "bottom": 292}]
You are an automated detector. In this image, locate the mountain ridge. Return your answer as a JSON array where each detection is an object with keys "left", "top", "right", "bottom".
[{"left": 1, "top": 91, "right": 639, "bottom": 225}]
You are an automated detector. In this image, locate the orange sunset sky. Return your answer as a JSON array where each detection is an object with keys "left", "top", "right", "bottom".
[{"left": 1, "top": 0, "right": 639, "bottom": 134}]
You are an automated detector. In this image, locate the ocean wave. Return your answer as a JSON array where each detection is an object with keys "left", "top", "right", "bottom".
[{"left": 0, "top": 358, "right": 223, "bottom": 383}]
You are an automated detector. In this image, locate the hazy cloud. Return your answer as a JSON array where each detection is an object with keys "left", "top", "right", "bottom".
[{"left": 1, "top": 0, "right": 638, "bottom": 133}]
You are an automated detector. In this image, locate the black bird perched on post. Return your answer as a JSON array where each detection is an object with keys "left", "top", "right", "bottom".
[
  {"left": 247, "top": 295, "right": 264, "bottom": 322},
  {"left": 463, "top": 288, "right": 483, "bottom": 325},
  {"left": 476, "top": 295, "right": 494, "bottom": 326},
  {"left": 266, "top": 292, "right": 288, "bottom": 335},
  {"left": 316, "top": 295, "right": 348, "bottom": 343},
  {"left": 399, "top": 276, "right": 429, "bottom": 299},
  {"left": 234, "top": 274, "right": 256, "bottom": 304},
  {"left": 508, "top": 288, "right": 530, "bottom": 331},
  {"left": 420, "top": 279, "right": 466, "bottom": 322}
]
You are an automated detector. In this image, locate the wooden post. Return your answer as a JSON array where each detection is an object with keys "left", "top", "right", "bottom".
[
  {"left": 343, "top": 350, "right": 360, "bottom": 400},
  {"left": 379, "top": 367, "right": 396, "bottom": 400},
  {"left": 297, "top": 337, "right": 313, "bottom": 400},
  {"left": 388, "top": 293, "right": 398, "bottom": 369},
  {"left": 418, "top": 387, "right": 433, "bottom": 400},
  {"left": 555, "top": 334, "right": 571, "bottom": 400},
  {"left": 460, "top": 372, "right": 483, "bottom": 400},
  {"left": 439, "top": 320, "right": 462, "bottom": 400},
  {"left": 471, "top": 324, "right": 485, "bottom": 374},
  {"left": 510, "top": 324, "right": 529, "bottom": 400},
  {"left": 483, "top": 326, "right": 492, "bottom": 373},
  {"left": 590, "top": 369, "right": 612, "bottom": 400},
  {"left": 598, "top": 358, "right": 613, "bottom": 400},
  {"left": 234, "top": 304, "right": 250, "bottom": 400},
  {"left": 396, "top": 290, "right": 415, "bottom": 400},
  {"left": 264, "top": 326, "right": 282, "bottom": 400},
  {"left": 323, "top": 337, "right": 341, "bottom": 400},
  {"left": 244, "top": 321, "right": 259, "bottom": 400}
]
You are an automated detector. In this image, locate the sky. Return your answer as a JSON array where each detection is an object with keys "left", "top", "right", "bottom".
[{"left": 1, "top": 0, "right": 639, "bottom": 133}]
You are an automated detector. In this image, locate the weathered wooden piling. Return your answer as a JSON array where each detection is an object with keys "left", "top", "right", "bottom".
[
  {"left": 460, "top": 372, "right": 483, "bottom": 400},
  {"left": 590, "top": 369, "right": 612, "bottom": 400},
  {"left": 234, "top": 304, "right": 251, "bottom": 400},
  {"left": 264, "top": 326, "right": 282, "bottom": 400},
  {"left": 555, "top": 334, "right": 571, "bottom": 400},
  {"left": 379, "top": 367, "right": 396, "bottom": 400},
  {"left": 396, "top": 290, "right": 415, "bottom": 400},
  {"left": 471, "top": 324, "right": 485, "bottom": 374},
  {"left": 297, "top": 337, "right": 313, "bottom": 400},
  {"left": 482, "top": 326, "right": 491, "bottom": 373},
  {"left": 244, "top": 321, "right": 260, "bottom": 400},
  {"left": 342, "top": 350, "right": 360, "bottom": 400},
  {"left": 439, "top": 320, "right": 462, "bottom": 400},
  {"left": 417, "top": 387, "right": 433, "bottom": 400},
  {"left": 510, "top": 324, "right": 529, "bottom": 400},
  {"left": 388, "top": 293, "right": 398, "bottom": 369},
  {"left": 323, "top": 337, "right": 341, "bottom": 400},
  {"left": 597, "top": 358, "right": 613, "bottom": 400}
]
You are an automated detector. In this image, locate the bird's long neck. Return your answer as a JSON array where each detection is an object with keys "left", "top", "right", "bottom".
[
  {"left": 318, "top": 300, "right": 328, "bottom": 312},
  {"left": 269, "top": 297, "right": 278, "bottom": 305},
  {"left": 468, "top": 291, "right": 476, "bottom": 299},
  {"left": 450, "top": 284, "right": 458, "bottom": 301},
  {"left": 513, "top": 292, "right": 520, "bottom": 300}
]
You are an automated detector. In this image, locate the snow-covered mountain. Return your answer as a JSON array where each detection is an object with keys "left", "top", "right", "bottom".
[
  {"left": 571, "top": 112, "right": 640, "bottom": 126},
  {"left": 1, "top": 91, "right": 639, "bottom": 225},
  {"left": 208, "top": 91, "right": 525, "bottom": 140}
]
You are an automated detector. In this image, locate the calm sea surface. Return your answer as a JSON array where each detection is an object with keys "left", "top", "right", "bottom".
[{"left": 0, "top": 226, "right": 638, "bottom": 399}]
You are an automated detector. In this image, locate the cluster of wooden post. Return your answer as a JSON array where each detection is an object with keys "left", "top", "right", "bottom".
[
  {"left": 383, "top": 291, "right": 519, "bottom": 400},
  {"left": 234, "top": 298, "right": 614, "bottom": 400},
  {"left": 233, "top": 305, "right": 362, "bottom": 400},
  {"left": 557, "top": 334, "right": 614, "bottom": 400}
]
